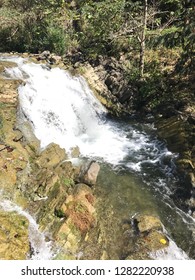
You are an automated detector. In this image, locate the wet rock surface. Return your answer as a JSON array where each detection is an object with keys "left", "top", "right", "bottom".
[
  {"left": 0, "top": 210, "right": 29, "bottom": 260},
  {"left": 70, "top": 56, "right": 137, "bottom": 116},
  {"left": 156, "top": 114, "right": 195, "bottom": 213}
]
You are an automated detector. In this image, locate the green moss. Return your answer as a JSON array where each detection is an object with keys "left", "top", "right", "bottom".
[
  {"left": 54, "top": 208, "right": 66, "bottom": 218},
  {"left": 63, "top": 177, "right": 74, "bottom": 187}
]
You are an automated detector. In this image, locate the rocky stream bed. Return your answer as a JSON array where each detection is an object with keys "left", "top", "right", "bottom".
[{"left": 0, "top": 53, "right": 194, "bottom": 260}]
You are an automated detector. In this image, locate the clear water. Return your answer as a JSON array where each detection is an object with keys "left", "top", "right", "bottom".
[{"left": 1, "top": 56, "right": 195, "bottom": 259}]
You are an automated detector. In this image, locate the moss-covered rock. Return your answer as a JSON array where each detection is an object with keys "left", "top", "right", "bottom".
[
  {"left": 36, "top": 143, "right": 68, "bottom": 168},
  {"left": 134, "top": 214, "right": 163, "bottom": 233},
  {"left": 0, "top": 210, "right": 29, "bottom": 260}
]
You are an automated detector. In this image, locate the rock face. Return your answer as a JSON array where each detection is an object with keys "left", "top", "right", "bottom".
[
  {"left": 0, "top": 210, "right": 29, "bottom": 260},
  {"left": 156, "top": 114, "right": 195, "bottom": 213},
  {"left": 0, "top": 61, "right": 21, "bottom": 104},
  {"left": 0, "top": 78, "right": 20, "bottom": 105},
  {"left": 71, "top": 56, "right": 137, "bottom": 116}
]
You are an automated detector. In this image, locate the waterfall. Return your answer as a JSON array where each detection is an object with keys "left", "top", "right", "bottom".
[
  {"left": 4, "top": 57, "right": 152, "bottom": 165},
  {"left": 1, "top": 56, "right": 194, "bottom": 260},
  {"left": 0, "top": 196, "right": 53, "bottom": 260}
]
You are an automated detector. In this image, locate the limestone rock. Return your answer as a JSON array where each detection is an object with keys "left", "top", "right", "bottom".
[
  {"left": 70, "top": 146, "right": 80, "bottom": 158},
  {"left": 17, "top": 120, "right": 40, "bottom": 153},
  {"left": 71, "top": 56, "right": 137, "bottom": 116},
  {"left": 36, "top": 143, "right": 67, "bottom": 168},
  {"left": 156, "top": 115, "right": 195, "bottom": 211},
  {"left": 0, "top": 78, "right": 20, "bottom": 104},
  {"left": 0, "top": 61, "right": 17, "bottom": 73},
  {"left": 83, "top": 162, "right": 100, "bottom": 186},
  {"left": 134, "top": 215, "right": 162, "bottom": 233},
  {"left": 37, "top": 51, "right": 50, "bottom": 61},
  {"left": 50, "top": 55, "right": 62, "bottom": 65},
  {"left": 74, "top": 183, "right": 96, "bottom": 214},
  {"left": 0, "top": 210, "right": 29, "bottom": 260}
]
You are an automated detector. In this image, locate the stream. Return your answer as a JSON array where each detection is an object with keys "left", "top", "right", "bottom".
[{"left": 1, "top": 56, "right": 195, "bottom": 259}]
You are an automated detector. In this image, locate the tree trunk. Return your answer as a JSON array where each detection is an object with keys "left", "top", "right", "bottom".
[{"left": 140, "top": 0, "right": 148, "bottom": 77}]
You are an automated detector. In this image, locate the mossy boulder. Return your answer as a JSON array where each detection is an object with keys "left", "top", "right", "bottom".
[
  {"left": 54, "top": 183, "right": 96, "bottom": 259},
  {"left": 134, "top": 214, "right": 163, "bottom": 233}
]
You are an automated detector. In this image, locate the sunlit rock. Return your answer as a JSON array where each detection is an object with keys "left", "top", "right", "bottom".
[
  {"left": 0, "top": 210, "right": 29, "bottom": 260},
  {"left": 36, "top": 143, "right": 68, "bottom": 168},
  {"left": 82, "top": 161, "right": 100, "bottom": 186}
]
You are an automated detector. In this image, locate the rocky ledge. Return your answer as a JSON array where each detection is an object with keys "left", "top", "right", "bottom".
[{"left": 0, "top": 58, "right": 98, "bottom": 259}]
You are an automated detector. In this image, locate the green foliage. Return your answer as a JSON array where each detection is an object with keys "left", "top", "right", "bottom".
[
  {"left": 176, "top": 5, "right": 195, "bottom": 73},
  {"left": 0, "top": 0, "right": 194, "bottom": 81},
  {"left": 77, "top": 0, "right": 126, "bottom": 56},
  {"left": 0, "top": 0, "right": 75, "bottom": 54},
  {"left": 42, "top": 24, "right": 67, "bottom": 55},
  {"left": 147, "top": 27, "right": 182, "bottom": 49}
]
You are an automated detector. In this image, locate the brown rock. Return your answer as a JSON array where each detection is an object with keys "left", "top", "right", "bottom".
[
  {"left": 0, "top": 61, "right": 17, "bottom": 73},
  {"left": 83, "top": 162, "right": 100, "bottom": 186},
  {"left": 36, "top": 143, "right": 67, "bottom": 168},
  {"left": 135, "top": 215, "right": 162, "bottom": 233}
]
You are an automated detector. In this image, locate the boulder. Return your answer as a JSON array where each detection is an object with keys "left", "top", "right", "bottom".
[
  {"left": 37, "top": 51, "right": 51, "bottom": 61},
  {"left": 50, "top": 55, "right": 62, "bottom": 65},
  {"left": 74, "top": 183, "right": 96, "bottom": 214},
  {"left": 134, "top": 214, "right": 163, "bottom": 233},
  {"left": 83, "top": 162, "right": 100, "bottom": 186},
  {"left": 70, "top": 146, "right": 80, "bottom": 158},
  {"left": 54, "top": 183, "right": 96, "bottom": 258}
]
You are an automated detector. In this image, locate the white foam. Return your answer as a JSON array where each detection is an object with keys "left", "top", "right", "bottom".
[
  {"left": 150, "top": 239, "right": 189, "bottom": 260},
  {"left": 5, "top": 60, "right": 151, "bottom": 165}
]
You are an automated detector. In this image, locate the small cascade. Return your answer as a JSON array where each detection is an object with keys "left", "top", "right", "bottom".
[
  {"left": 0, "top": 55, "right": 195, "bottom": 260},
  {"left": 150, "top": 239, "right": 189, "bottom": 260},
  {"left": 0, "top": 198, "right": 53, "bottom": 260}
]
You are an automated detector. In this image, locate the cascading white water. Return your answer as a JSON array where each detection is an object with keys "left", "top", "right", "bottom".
[
  {"left": 4, "top": 57, "right": 153, "bottom": 165},
  {"left": 1, "top": 56, "right": 193, "bottom": 260},
  {"left": 0, "top": 197, "right": 53, "bottom": 260}
]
